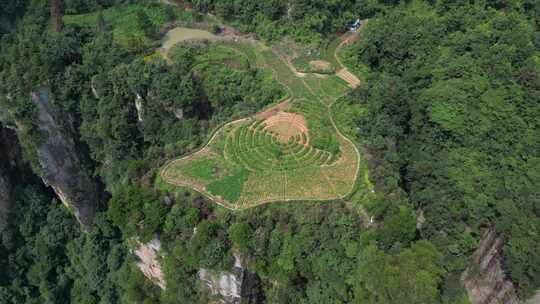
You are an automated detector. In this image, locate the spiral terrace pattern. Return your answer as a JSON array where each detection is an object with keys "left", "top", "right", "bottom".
[
  {"left": 224, "top": 118, "right": 334, "bottom": 173},
  {"left": 263, "top": 112, "right": 308, "bottom": 144},
  {"left": 160, "top": 36, "right": 361, "bottom": 209}
]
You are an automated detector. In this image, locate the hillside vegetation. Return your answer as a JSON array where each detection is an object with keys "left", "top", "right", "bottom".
[
  {"left": 0, "top": 1, "right": 538, "bottom": 304},
  {"left": 346, "top": 1, "right": 540, "bottom": 300}
]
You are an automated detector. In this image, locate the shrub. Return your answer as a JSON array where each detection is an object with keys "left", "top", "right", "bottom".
[{"left": 211, "top": 24, "right": 221, "bottom": 34}]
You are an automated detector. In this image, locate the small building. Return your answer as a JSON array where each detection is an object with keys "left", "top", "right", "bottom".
[{"left": 350, "top": 18, "right": 362, "bottom": 32}]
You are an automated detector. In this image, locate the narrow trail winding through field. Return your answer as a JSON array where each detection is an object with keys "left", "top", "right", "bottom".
[{"left": 334, "top": 21, "right": 368, "bottom": 88}]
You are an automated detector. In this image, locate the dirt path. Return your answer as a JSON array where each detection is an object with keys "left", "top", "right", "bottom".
[
  {"left": 334, "top": 20, "right": 368, "bottom": 88},
  {"left": 255, "top": 98, "right": 291, "bottom": 120},
  {"left": 336, "top": 69, "right": 361, "bottom": 88},
  {"left": 274, "top": 49, "right": 307, "bottom": 78},
  {"left": 269, "top": 40, "right": 363, "bottom": 203}
]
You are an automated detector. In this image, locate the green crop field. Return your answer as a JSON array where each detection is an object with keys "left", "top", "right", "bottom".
[
  {"left": 193, "top": 44, "right": 250, "bottom": 70},
  {"left": 161, "top": 37, "right": 362, "bottom": 209}
]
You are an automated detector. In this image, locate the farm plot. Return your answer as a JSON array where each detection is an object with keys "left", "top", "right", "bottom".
[
  {"left": 160, "top": 36, "right": 361, "bottom": 209},
  {"left": 287, "top": 36, "right": 342, "bottom": 74},
  {"left": 289, "top": 98, "right": 340, "bottom": 156},
  {"left": 192, "top": 44, "right": 250, "bottom": 70}
]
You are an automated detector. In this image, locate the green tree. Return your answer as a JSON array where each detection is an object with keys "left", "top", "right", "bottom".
[
  {"left": 96, "top": 10, "right": 106, "bottom": 32},
  {"left": 107, "top": 185, "right": 167, "bottom": 241},
  {"left": 135, "top": 9, "right": 154, "bottom": 38},
  {"left": 355, "top": 241, "right": 445, "bottom": 304},
  {"left": 377, "top": 206, "right": 417, "bottom": 250},
  {"left": 228, "top": 222, "right": 253, "bottom": 253}
]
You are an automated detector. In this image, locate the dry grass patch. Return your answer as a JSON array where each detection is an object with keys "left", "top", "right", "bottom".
[{"left": 310, "top": 60, "right": 331, "bottom": 70}]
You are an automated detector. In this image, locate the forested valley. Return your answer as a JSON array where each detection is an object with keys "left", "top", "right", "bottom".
[{"left": 0, "top": 0, "right": 539, "bottom": 303}]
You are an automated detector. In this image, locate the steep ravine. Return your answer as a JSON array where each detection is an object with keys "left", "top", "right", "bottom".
[
  {"left": 0, "top": 172, "right": 9, "bottom": 231},
  {"left": 0, "top": 123, "right": 29, "bottom": 230}
]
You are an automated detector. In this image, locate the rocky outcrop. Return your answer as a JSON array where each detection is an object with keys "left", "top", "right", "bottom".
[
  {"left": 528, "top": 290, "right": 540, "bottom": 304},
  {"left": 461, "top": 229, "right": 519, "bottom": 304},
  {"left": 31, "top": 87, "right": 101, "bottom": 228},
  {"left": 90, "top": 76, "right": 100, "bottom": 99},
  {"left": 416, "top": 208, "right": 425, "bottom": 229},
  {"left": 135, "top": 238, "right": 166, "bottom": 289},
  {"left": 170, "top": 107, "right": 184, "bottom": 120},
  {"left": 134, "top": 238, "right": 264, "bottom": 304},
  {"left": 199, "top": 255, "right": 243, "bottom": 304},
  {"left": 135, "top": 94, "right": 144, "bottom": 122},
  {"left": 199, "top": 254, "right": 263, "bottom": 304}
]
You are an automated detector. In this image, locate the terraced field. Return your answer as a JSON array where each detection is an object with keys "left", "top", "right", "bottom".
[{"left": 161, "top": 37, "right": 360, "bottom": 209}]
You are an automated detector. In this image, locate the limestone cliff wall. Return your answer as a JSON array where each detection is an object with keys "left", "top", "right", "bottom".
[
  {"left": 461, "top": 229, "right": 519, "bottom": 304},
  {"left": 31, "top": 87, "right": 101, "bottom": 228},
  {"left": 198, "top": 255, "right": 244, "bottom": 304},
  {"left": 135, "top": 235, "right": 263, "bottom": 303},
  {"left": 198, "top": 254, "right": 263, "bottom": 304}
]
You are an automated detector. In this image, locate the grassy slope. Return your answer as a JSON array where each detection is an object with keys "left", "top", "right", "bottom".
[
  {"left": 64, "top": 4, "right": 189, "bottom": 49},
  {"left": 291, "top": 36, "right": 342, "bottom": 74}
]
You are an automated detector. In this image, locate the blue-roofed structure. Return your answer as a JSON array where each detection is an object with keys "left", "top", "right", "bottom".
[{"left": 350, "top": 18, "right": 361, "bottom": 32}]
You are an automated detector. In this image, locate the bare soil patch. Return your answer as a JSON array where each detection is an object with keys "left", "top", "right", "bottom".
[
  {"left": 310, "top": 60, "right": 331, "bottom": 70},
  {"left": 160, "top": 27, "right": 220, "bottom": 54},
  {"left": 336, "top": 68, "right": 361, "bottom": 88},
  {"left": 255, "top": 99, "right": 291, "bottom": 120},
  {"left": 263, "top": 112, "right": 308, "bottom": 144},
  {"left": 135, "top": 239, "right": 165, "bottom": 290}
]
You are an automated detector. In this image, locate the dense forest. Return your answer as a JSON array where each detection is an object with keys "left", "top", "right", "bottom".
[
  {"left": 0, "top": 0, "right": 539, "bottom": 303},
  {"left": 346, "top": 1, "right": 540, "bottom": 298}
]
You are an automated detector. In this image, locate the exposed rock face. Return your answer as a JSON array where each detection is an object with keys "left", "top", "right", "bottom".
[
  {"left": 416, "top": 208, "right": 425, "bottom": 230},
  {"left": 31, "top": 87, "right": 101, "bottom": 228},
  {"left": 135, "top": 238, "right": 166, "bottom": 289},
  {"left": 527, "top": 290, "right": 540, "bottom": 304},
  {"left": 199, "top": 267, "right": 242, "bottom": 303},
  {"left": 135, "top": 94, "right": 144, "bottom": 122},
  {"left": 137, "top": 94, "right": 187, "bottom": 122},
  {"left": 0, "top": 124, "right": 28, "bottom": 231},
  {"left": 461, "top": 229, "right": 519, "bottom": 304},
  {"left": 134, "top": 239, "right": 264, "bottom": 304},
  {"left": 171, "top": 107, "right": 184, "bottom": 120},
  {"left": 90, "top": 76, "right": 99, "bottom": 99},
  {"left": 528, "top": 290, "right": 540, "bottom": 304},
  {"left": 199, "top": 254, "right": 263, "bottom": 304}
]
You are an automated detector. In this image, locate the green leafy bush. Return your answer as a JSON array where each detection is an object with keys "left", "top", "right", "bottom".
[{"left": 107, "top": 185, "right": 168, "bottom": 241}]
